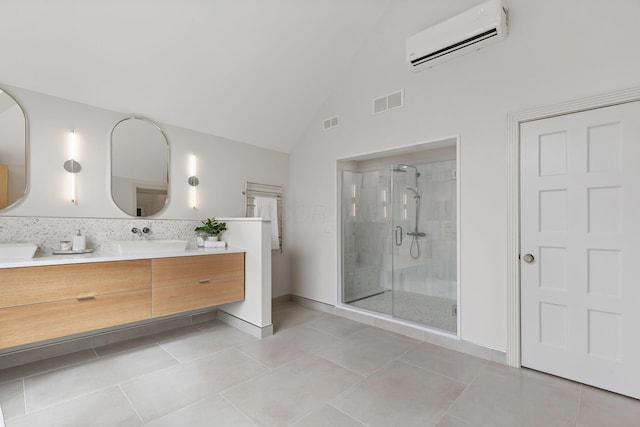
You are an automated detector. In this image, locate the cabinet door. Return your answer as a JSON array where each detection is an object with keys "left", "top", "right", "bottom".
[
  {"left": 0, "top": 260, "right": 151, "bottom": 308},
  {"left": 151, "top": 253, "right": 245, "bottom": 317},
  {"left": 152, "top": 253, "right": 244, "bottom": 288},
  {"left": 0, "top": 290, "right": 151, "bottom": 349},
  {"left": 152, "top": 277, "right": 244, "bottom": 317}
]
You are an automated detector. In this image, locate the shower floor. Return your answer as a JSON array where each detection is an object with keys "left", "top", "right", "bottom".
[{"left": 349, "top": 290, "right": 457, "bottom": 333}]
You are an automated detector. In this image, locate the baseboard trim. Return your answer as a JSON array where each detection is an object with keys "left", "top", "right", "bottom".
[{"left": 217, "top": 310, "right": 273, "bottom": 339}]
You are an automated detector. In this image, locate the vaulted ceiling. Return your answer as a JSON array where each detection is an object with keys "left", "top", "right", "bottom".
[{"left": 0, "top": 0, "right": 390, "bottom": 152}]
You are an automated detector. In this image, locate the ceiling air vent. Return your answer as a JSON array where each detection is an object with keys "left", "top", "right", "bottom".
[
  {"left": 323, "top": 115, "right": 340, "bottom": 130},
  {"left": 373, "top": 89, "right": 404, "bottom": 115}
]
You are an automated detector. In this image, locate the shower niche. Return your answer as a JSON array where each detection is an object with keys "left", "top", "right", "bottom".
[{"left": 339, "top": 138, "right": 458, "bottom": 334}]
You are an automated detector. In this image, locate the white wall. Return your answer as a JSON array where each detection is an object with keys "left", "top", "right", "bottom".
[
  {"left": 289, "top": 0, "right": 640, "bottom": 351},
  {"left": 0, "top": 86, "right": 291, "bottom": 297}
]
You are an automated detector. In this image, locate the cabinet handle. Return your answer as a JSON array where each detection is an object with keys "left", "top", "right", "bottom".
[
  {"left": 199, "top": 279, "right": 211, "bottom": 283},
  {"left": 76, "top": 294, "right": 96, "bottom": 301}
]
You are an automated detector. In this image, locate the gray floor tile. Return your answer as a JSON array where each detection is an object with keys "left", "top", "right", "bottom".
[
  {"left": 447, "top": 363, "right": 581, "bottom": 427},
  {"left": 0, "top": 380, "right": 24, "bottom": 420},
  {"left": 291, "top": 404, "right": 365, "bottom": 427},
  {"left": 159, "top": 324, "right": 257, "bottom": 362},
  {"left": 2, "top": 302, "right": 640, "bottom": 427},
  {"left": 0, "top": 350, "right": 97, "bottom": 384},
  {"left": 6, "top": 387, "right": 141, "bottom": 427},
  {"left": 24, "top": 345, "right": 178, "bottom": 412},
  {"left": 94, "top": 325, "right": 200, "bottom": 357},
  {"left": 145, "top": 395, "right": 257, "bottom": 427},
  {"left": 332, "top": 360, "right": 465, "bottom": 427},
  {"left": 436, "top": 414, "right": 473, "bottom": 427},
  {"left": 305, "top": 315, "right": 370, "bottom": 339},
  {"left": 236, "top": 325, "right": 341, "bottom": 369},
  {"left": 122, "top": 348, "right": 267, "bottom": 423},
  {"left": 314, "top": 327, "right": 418, "bottom": 375},
  {"left": 577, "top": 385, "right": 640, "bottom": 427},
  {"left": 400, "top": 342, "right": 488, "bottom": 384},
  {"left": 272, "top": 299, "right": 296, "bottom": 313},
  {"left": 222, "top": 354, "right": 363, "bottom": 427},
  {"left": 272, "top": 305, "right": 330, "bottom": 332}
]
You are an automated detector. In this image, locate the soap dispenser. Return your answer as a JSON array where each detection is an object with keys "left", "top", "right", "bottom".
[{"left": 72, "top": 229, "right": 86, "bottom": 251}]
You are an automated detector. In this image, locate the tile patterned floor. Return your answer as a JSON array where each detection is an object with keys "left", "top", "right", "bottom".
[{"left": 1, "top": 301, "right": 639, "bottom": 426}]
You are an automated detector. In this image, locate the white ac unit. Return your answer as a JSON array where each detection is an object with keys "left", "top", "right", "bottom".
[{"left": 406, "top": 0, "right": 508, "bottom": 70}]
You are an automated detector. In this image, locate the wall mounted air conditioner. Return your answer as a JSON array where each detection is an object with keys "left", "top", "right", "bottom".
[{"left": 407, "top": 0, "right": 508, "bottom": 70}]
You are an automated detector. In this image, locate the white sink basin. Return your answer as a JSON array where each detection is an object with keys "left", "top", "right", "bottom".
[
  {"left": 112, "top": 240, "right": 188, "bottom": 254},
  {"left": 0, "top": 243, "right": 38, "bottom": 259}
]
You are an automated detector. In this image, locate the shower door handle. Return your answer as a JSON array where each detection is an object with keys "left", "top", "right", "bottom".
[{"left": 395, "top": 226, "right": 403, "bottom": 246}]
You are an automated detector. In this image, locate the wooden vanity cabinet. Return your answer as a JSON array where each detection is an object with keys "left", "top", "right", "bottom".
[
  {"left": 0, "top": 252, "right": 245, "bottom": 350},
  {"left": 152, "top": 253, "right": 245, "bottom": 317},
  {"left": 0, "top": 260, "right": 151, "bottom": 349}
]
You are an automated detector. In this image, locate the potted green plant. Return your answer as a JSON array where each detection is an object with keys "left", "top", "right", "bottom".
[{"left": 194, "top": 218, "right": 227, "bottom": 242}]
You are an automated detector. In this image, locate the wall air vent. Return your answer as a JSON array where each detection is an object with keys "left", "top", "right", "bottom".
[
  {"left": 373, "top": 89, "right": 404, "bottom": 115},
  {"left": 323, "top": 115, "right": 340, "bottom": 130}
]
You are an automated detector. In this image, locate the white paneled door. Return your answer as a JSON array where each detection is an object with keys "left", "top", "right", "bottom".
[{"left": 520, "top": 101, "right": 640, "bottom": 399}]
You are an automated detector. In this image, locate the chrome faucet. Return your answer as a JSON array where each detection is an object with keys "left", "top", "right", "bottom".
[{"left": 131, "top": 227, "right": 150, "bottom": 236}]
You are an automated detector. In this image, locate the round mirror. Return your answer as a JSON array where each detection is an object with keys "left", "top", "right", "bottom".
[
  {"left": 111, "top": 117, "right": 169, "bottom": 217},
  {"left": 0, "top": 88, "right": 27, "bottom": 210}
]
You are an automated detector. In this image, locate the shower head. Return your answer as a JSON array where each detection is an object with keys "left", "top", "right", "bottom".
[
  {"left": 406, "top": 187, "right": 420, "bottom": 198},
  {"left": 397, "top": 164, "right": 420, "bottom": 177},
  {"left": 392, "top": 168, "right": 407, "bottom": 173}
]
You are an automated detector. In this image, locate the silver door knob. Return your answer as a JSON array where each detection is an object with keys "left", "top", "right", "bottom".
[{"left": 523, "top": 254, "right": 535, "bottom": 263}]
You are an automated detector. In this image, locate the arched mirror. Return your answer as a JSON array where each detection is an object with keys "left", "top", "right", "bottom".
[
  {"left": 0, "top": 88, "right": 27, "bottom": 210},
  {"left": 111, "top": 117, "right": 169, "bottom": 217}
]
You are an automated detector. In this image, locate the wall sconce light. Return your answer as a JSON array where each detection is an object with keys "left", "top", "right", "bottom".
[
  {"left": 187, "top": 153, "right": 199, "bottom": 209},
  {"left": 63, "top": 130, "right": 81, "bottom": 204}
]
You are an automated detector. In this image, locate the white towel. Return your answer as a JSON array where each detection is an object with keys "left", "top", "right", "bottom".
[
  {"left": 254, "top": 197, "right": 280, "bottom": 250},
  {"left": 204, "top": 240, "right": 226, "bottom": 248},
  {"left": 0, "top": 403, "right": 5, "bottom": 427}
]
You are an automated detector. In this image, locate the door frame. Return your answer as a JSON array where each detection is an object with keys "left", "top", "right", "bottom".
[{"left": 506, "top": 85, "right": 640, "bottom": 367}]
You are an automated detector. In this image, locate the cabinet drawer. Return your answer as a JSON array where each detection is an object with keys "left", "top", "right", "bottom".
[
  {"left": 0, "top": 260, "right": 151, "bottom": 308},
  {"left": 152, "top": 277, "right": 244, "bottom": 317},
  {"left": 152, "top": 253, "right": 244, "bottom": 288},
  {"left": 0, "top": 290, "right": 151, "bottom": 349}
]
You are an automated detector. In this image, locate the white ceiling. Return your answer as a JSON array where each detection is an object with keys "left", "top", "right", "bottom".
[{"left": 0, "top": 0, "right": 390, "bottom": 153}]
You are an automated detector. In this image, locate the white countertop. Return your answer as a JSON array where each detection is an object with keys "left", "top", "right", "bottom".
[{"left": 0, "top": 247, "right": 246, "bottom": 269}]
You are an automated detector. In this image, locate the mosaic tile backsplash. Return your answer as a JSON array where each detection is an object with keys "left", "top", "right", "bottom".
[{"left": 0, "top": 217, "right": 207, "bottom": 256}]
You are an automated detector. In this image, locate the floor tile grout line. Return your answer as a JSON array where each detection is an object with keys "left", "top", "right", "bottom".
[
  {"left": 438, "top": 382, "right": 472, "bottom": 425},
  {"left": 325, "top": 375, "right": 369, "bottom": 414},
  {"left": 217, "top": 392, "right": 260, "bottom": 426},
  {"left": 303, "top": 319, "right": 372, "bottom": 341},
  {"left": 218, "top": 349, "right": 325, "bottom": 397},
  {"left": 0, "top": 351, "right": 100, "bottom": 384},
  {"left": 153, "top": 334, "right": 259, "bottom": 366},
  {"left": 21, "top": 384, "right": 126, "bottom": 416},
  {"left": 20, "top": 377, "right": 26, "bottom": 417},
  {"left": 325, "top": 402, "right": 367, "bottom": 427},
  {"left": 574, "top": 384, "right": 584, "bottom": 427},
  {"left": 232, "top": 347, "right": 274, "bottom": 372},
  {"left": 156, "top": 342, "right": 185, "bottom": 364},
  {"left": 285, "top": 400, "right": 339, "bottom": 427},
  {"left": 395, "top": 356, "right": 484, "bottom": 387},
  {"left": 309, "top": 349, "right": 371, "bottom": 378},
  {"left": 117, "top": 384, "right": 145, "bottom": 425}
]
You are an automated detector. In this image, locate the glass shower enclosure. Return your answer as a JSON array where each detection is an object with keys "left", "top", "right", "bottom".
[{"left": 341, "top": 160, "right": 457, "bottom": 333}]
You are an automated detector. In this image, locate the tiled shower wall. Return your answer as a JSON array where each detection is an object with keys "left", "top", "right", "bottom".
[
  {"left": 0, "top": 216, "right": 205, "bottom": 256},
  {"left": 342, "top": 159, "right": 457, "bottom": 302}
]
